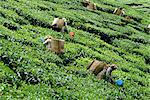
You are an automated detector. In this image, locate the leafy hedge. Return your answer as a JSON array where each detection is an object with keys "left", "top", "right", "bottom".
[{"left": 0, "top": 0, "right": 150, "bottom": 99}]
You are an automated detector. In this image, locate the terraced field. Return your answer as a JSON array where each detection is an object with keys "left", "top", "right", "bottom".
[{"left": 0, "top": 0, "right": 150, "bottom": 99}]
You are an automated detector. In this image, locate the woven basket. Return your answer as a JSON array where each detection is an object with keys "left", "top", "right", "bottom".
[{"left": 51, "top": 38, "right": 65, "bottom": 53}]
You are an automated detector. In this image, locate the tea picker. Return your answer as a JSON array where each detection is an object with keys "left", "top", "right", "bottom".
[
  {"left": 42, "top": 35, "right": 65, "bottom": 54},
  {"left": 42, "top": 35, "right": 53, "bottom": 50},
  {"left": 82, "top": 0, "right": 97, "bottom": 10},
  {"left": 113, "top": 7, "right": 125, "bottom": 16},
  {"left": 87, "top": 60, "right": 118, "bottom": 84},
  {"left": 51, "top": 18, "right": 68, "bottom": 33}
]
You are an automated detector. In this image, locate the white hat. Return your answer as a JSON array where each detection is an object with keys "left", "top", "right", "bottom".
[{"left": 62, "top": 18, "right": 66, "bottom": 22}]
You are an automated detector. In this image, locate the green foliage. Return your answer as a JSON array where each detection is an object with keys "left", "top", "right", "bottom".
[{"left": 0, "top": 0, "right": 150, "bottom": 99}]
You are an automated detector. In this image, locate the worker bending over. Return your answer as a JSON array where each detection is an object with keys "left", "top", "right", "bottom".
[
  {"left": 82, "top": 0, "right": 97, "bottom": 10},
  {"left": 113, "top": 7, "right": 125, "bottom": 16},
  {"left": 51, "top": 18, "right": 68, "bottom": 33}
]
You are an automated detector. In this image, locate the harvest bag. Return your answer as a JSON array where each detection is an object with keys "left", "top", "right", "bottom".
[
  {"left": 87, "top": 60, "right": 107, "bottom": 75},
  {"left": 51, "top": 39, "right": 65, "bottom": 53}
]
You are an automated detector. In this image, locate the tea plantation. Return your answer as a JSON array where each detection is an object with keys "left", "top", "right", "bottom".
[{"left": 0, "top": 0, "right": 150, "bottom": 99}]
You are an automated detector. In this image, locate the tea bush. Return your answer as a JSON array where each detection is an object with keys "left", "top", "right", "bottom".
[{"left": 0, "top": 0, "right": 150, "bottom": 99}]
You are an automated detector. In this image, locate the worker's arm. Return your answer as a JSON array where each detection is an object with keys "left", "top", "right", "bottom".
[
  {"left": 43, "top": 39, "right": 51, "bottom": 44},
  {"left": 105, "top": 67, "right": 115, "bottom": 84},
  {"left": 113, "top": 8, "right": 117, "bottom": 14}
]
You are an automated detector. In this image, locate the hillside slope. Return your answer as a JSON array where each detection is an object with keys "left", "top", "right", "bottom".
[{"left": 0, "top": 0, "right": 150, "bottom": 99}]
